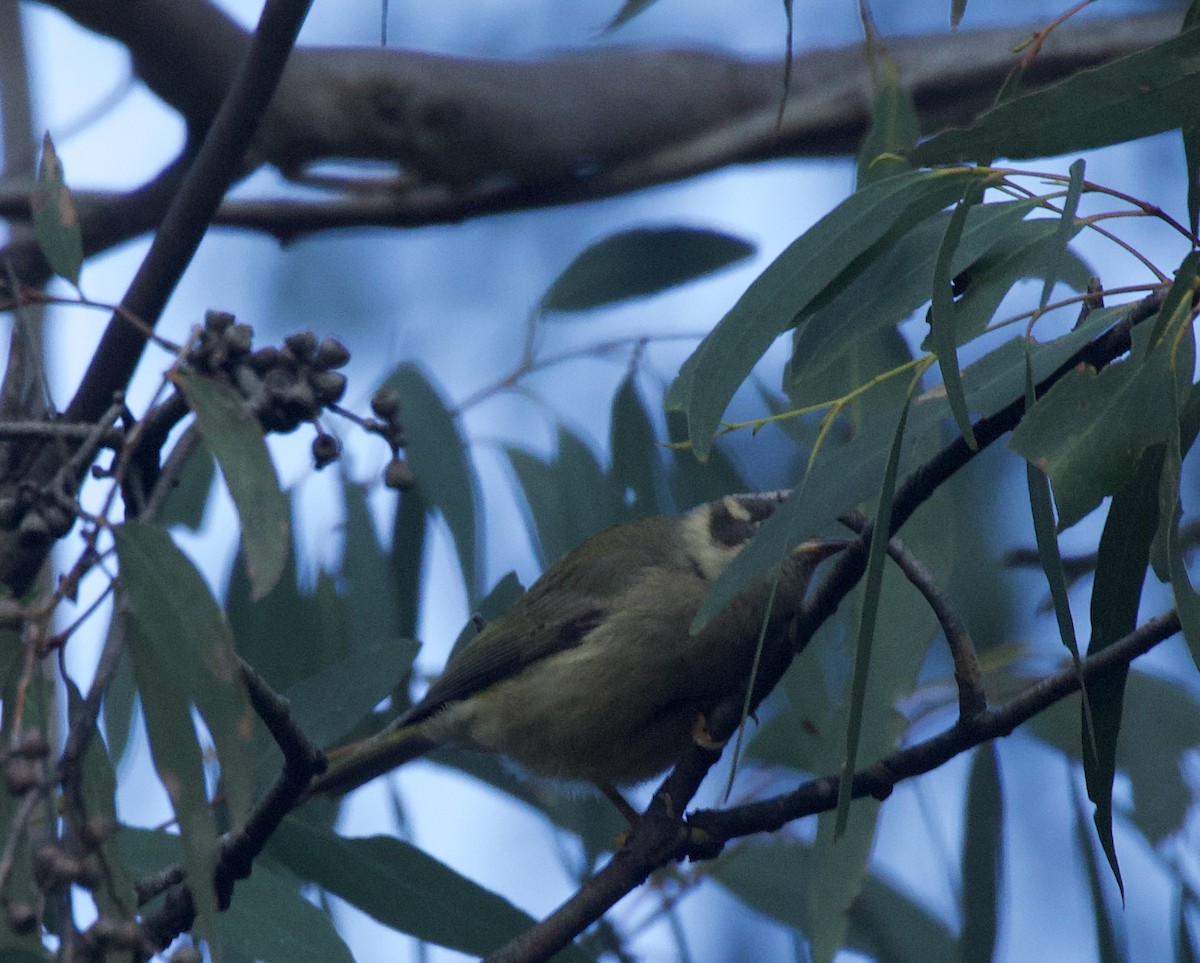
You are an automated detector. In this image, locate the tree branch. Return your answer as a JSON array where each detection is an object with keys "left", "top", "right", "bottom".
[{"left": 2, "top": 6, "right": 1180, "bottom": 251}]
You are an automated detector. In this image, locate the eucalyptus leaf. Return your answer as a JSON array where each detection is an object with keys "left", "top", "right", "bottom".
[
  {"left": 173, "top": 370, "right": 289, "bottom": 600},
  {"left": 540, "top": 226, "right": 753, "bottom": 314},
  {"left": 914, "top": 23, "right": 1200, "bottom": 164},
  {"left": 267, "top": 817, "right": 587, "bottom": 960},
  {"left": 961, "top": 744, "right": 1002, "bottom": 963},
  {"left": 856, "top": 76, "right": 919, "bottom": 187},
  {"left": 610, "top": 371, "right": 666, "bottom": 519},
  {"left": 667, "top": 167, "right": 981, "bottom": 458},
  {"left": 115, "top": 520, "right": 254, "bottom": 823},
  {"left": 383, "top": 364, "right": 482, "bottom": 601},
  {"left": 508, "top": 425, "right": 624, "bottom": 566}
]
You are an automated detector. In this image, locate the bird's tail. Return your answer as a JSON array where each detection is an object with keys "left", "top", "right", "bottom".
[{"left": 307, "top": 724, "right": 439, "bottom": 798}]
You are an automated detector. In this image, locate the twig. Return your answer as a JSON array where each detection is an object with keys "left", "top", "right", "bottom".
[
  {"left": 684, "top": 609, "right": 1179, "bottom": 846},
  {"left": 838, "top": 511, "right": 987, "bottom": 722}
]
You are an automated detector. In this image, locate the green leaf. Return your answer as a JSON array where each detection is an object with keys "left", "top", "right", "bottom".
[
  {"left": 391, "top": 489, "right": 428, "bottom": 643},
  {"left": 1039, "top": 158, "right": 1086, "bottom": 309},
  {"left": 1022, "top": 350, "right": 1099, "bottom": 783},
  {"left": 667, "top": 410, "right": 748, "bottom": 508},
  {"left": 30, "top": 132, "right": 83, "bottom": 287},
  {"left": 539, "top": 227, "right": 754, "bottom": 314},
  {"left": 833, "top": 386, "right": 911, "bottom": 836},
  {"left": 267, "top": 817, "right": 582, "bottom": 959},
  {"left": 666, "top": 167, "right": 980, "bottom": 459},
  {"left": 913, "top": 23, "right": 1200, "bottom": 165},
  {"left": 227, "top": 533, "right": 349, "bottom": 694},
  {"left": 100, "top": 620, "right": 138, "bottom": 766},
  {"left": 1148, "top": 251, "right": 1200, "bottom": 352},
  {"left": 846, "top": 872, "right": 957, "bottom": 963},
  {"left": 115, "top": 521, "right": 254, "bottom": 824},
  {"left": 961, "top": 744, "right": 1002, "bottom": 963},
  {"left": 712, "top": 828, "right": 881, "bottom": 963},
  {"left": 123, "top": 609, "right": 220, "bottom": 942},
  {"left": 930, "top": 177, "right": 987, "bottom": 448},
  {"left": 220, "top": 861, "right": 355, "bottom": 962},
  {"left": 119, "top": 826, "right": 355, "bottom": 963},
  {"left": 708, "top": 303, "right": 1122, "bottom": 628},
  {"left": 342, "top": 478, "right": 403, "bottom": 653},
  {"left": 1084, "top": 448, "right": 1161, "bottom": 900},
  {"left": 383, "top": 364, "right": 482, "bottom": 601},
  {"left": 786, "top": 199, "right": 1055, "bottom": 402},
  {"left": 1164, "top": 377, "right": 1200, "bottom": 673},
  {"left": 950, "top": 0, "right": 968, "bottom": 29},
  {"left": 284, "top": 639, "right": 418, "bottom": 750},
  {"left": 1030, "top": 670, "right": 1199, "bottom": 845},
  {"left": 157, "top": 439, "right": 216, "bottom": 531},
  {"left": 1071, "top": 784, "right": 1127, "bottom": 963},
  {"left": 76, "top": 684, "right": 137, "bottom": 920},
  {"left": 1010, "top": 326, "right": 1175, "bottom": 530},
  {"left": 508, "top": 425, "right": 624, "bottom": 567},
  {"left": 173, "top": 370, "right": 289, "bottom": 601},
  {"left": 856, "top": 76, "right": 919, "bottom": 187},
  {"left": 609, "top": 371, "right": 665, "bottom": 519},
  {"left": 925, "top": 219, "right": 1090, "bottom": 349}
]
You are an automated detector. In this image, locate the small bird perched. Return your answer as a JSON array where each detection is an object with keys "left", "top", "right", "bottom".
[{"left": 309, "top": 492, "right": 831, "bottom": 813}]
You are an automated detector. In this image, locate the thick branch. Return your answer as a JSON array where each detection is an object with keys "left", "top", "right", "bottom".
[{"left": 26, "top": 3, "right": 1182, "bottom": 187}]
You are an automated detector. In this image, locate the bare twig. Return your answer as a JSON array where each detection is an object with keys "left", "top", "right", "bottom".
[{"left": 838, "top": 511, "right": 987, "bottom": 722}]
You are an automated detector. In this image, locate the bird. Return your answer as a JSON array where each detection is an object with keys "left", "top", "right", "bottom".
[{"left": 307, "top": 492, "right": 833, "bottom": 817}]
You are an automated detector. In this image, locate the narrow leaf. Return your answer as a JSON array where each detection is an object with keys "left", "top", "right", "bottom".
[
  {"left": 123, "top": 614, "right": 220, "bottom": 942},
  {"left": 961, "top": 744, "right": 1003, "bottom": 963},
  {"left": 603, "top": 0, "right": 659, "bottom": 31},
  {"left": 173, "top": 370, "right": 289, "bottom": 600},
  {"left": 1022, "top": 351, "right": 1099, "bottom": 779},
  {"left": 267, "top": 818, "right": 588, "bottom": 959},
  {"left": 610, "top": 371, "right": 665, "bottom": 518},
  {"left": 1165, "top": 384, "right": 1200, "bottom": 671},
  {"left": 1009, "top": 324, "right": 1176, "bottom": 530},
  {"left": 929, "top": 177, "right": 987, "bottom": 448},
  {"left": 115, "top": 521, "right": 254, "bottom": 823},
  {"left": 1071, "top": 783, "right": 1127, "bottom": 963},
  {"left": 835, "top": 385, "right": 911, "bottom": 837},
  {"left": 855, "top": 74, "right": 919, "bottom": 187},
  {"left": 914, "top": 23, "right": 1200, "bottom": 165},
  {"left": 383, "top": 364, "right": 482, "bottom": 601},
  {"left": 284, "top": 640, "right": 418, "bottom": 750},
  {"left": 1039, "top": 158, "right": 1086, "bottom": 309},
  {"left": 539, "top": 227, "right": 754, "bottom": 314},
  {"left": 667, "top": 167, "right": 979, "bottom": 458},
  {"left": 1084, "top": 447, "right": 1160, "bottom": 900},
  {"left": 508, "top": 426, "right": 624, "bottom": 566}
]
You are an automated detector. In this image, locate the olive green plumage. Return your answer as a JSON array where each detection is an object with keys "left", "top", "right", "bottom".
[{"left": 310, "top": 492, "right": 824, "bottom": 798}]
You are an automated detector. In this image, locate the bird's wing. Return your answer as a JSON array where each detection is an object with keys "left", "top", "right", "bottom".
[
  {"left": 396, "top": 519, "right": 666, "bottom": 727},
  {"left": 396, "top": 587, "right": 607, "bottom": 726}
]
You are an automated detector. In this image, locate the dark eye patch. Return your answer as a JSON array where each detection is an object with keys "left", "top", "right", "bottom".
[{"left": 709, "top": 502, "right": 756, "bottom": 547}]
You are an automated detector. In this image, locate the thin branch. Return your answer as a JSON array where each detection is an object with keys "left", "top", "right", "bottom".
[
  {"left": 685, "top": 608, "right": 1180, "bottom": 846},
  {"left": 838, "top": 511, "right": 986, "bottom": 722}
]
